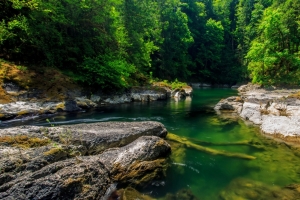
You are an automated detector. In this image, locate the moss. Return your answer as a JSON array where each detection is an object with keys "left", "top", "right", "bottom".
[
  {"left": 112, "top": 159, "right": 168, "bottom": 186},
  {"left": 55, "top": 103, "right": 65, "bottom": 111},
  {"left": 63, "top": 177, "right": 85, "bottom": 187},
  {"left": 122, "top": 187, "right": 154, "bottom": 200},
  {"left": 17, "top": 110, "right": 29, "bottom": 116},
  {"left": 288, "top": 91, "right": 300, "bottom": 99},
  {"left": 43, "top": 147, "right": 64, "bottom": 156},
  {"left": 0, "top": 135, "right": 50, "bottom": 148}
]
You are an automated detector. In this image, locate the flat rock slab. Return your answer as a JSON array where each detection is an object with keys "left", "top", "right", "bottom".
[{"left": 0, "top": 121, "right": 167, "bottom": 155}]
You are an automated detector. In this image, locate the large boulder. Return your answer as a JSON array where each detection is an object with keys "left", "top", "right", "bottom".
[
  {"left": 0, "top": 136, "right": 170, "bottom": 200},
  {"left": 0, "top": 122, "right": 171, "bottom": 199}
]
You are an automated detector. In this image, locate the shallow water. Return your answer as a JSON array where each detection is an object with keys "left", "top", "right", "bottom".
[{"left": 3, "top": 88, "right": 300, "bottom": 199}]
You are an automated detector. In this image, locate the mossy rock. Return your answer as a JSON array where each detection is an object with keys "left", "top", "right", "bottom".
[
  {"left": 112, "top": 159, "right": 168, "bottom": 187},
  {"left": 0, "top": 135, "right": 50, "bottom": 148}
]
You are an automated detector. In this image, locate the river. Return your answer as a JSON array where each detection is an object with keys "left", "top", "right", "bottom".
[{"left": 3, "top": 88, "right": 300, "bottom": 199}]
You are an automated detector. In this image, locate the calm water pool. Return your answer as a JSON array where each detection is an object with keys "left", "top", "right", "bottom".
[{"left": 3, "top": 88, "right": 300, "bottom": 199}]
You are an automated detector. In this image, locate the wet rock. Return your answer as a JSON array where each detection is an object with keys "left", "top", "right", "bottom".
[
  {"left": 119, "top": 187, "right": 154, "bottom": 200},
  {"left": 219, "top": 178, "right": 300, "bottom": 200},
  {"left": 165, "top": 188, "right": 200, "bottom": 200}
]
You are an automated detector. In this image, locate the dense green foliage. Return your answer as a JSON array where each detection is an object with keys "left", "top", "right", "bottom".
[{"left": 0, "top": 0, "right": 299, "bottom": 88}]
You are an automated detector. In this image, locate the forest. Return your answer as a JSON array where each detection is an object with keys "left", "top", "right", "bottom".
[{"left": 0, "top": 0, "right": 300, "bottom": 89}]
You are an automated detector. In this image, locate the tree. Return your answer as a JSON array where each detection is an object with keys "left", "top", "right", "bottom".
[
  {"left": 246, "top": 0, "right": 300, "bottom": 85},
  {"left": 152, "top": 0, "right": 193, "bottom": 80}
]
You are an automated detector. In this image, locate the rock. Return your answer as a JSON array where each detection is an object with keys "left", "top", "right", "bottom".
[
  {"left": 2, "top": 82, "right": 20, "bottom": 94},
  {"left": 238, "top": 84, "right": 262, "bottom": 93},
  {"left": 130, "top": 87, "right": 170, "bottom": 102},
  {"left": 215, "top": 83, "right": 300, "bottom": 144},
  {"left": 219, "top": 178, "right": 300, "bottom": 200},
  {"left": 261, "top": 116, "right": 300, "bottom": 140},
  {"left": 165, "top": 188, "right": 200, "bottom": 200},
  {"left": 190, "top": 83, "right": 201, "bottom": 87},
  {"left": 200, "top": 83, "right": 212, "bottom": 87},
  {"left": 0, "top": 122, "right": 171, "bottom": 199},
  {"left": 182, "top": 86, "right": 193, "bottom": 96},
  {"left": 239, "top": 102, "right": 263, "bottom": 125},
  {"left": 0, "top": 85, "right": 178, "bottom": 121},
  {"left": 120, "top": 187, "right": 154, "bottom": 200},
  {"left": 231, "top": 85, "right": 240, "bottom": 89},
  {"left": 214, "top": 96, "right": 243, "bottom": 114},
  {"left": 171, "top": 85, "right": 193, "bottom": 99},
  {"left": 99, "top": 136, "right": 170, "bottom": 186},
  {"left": 0, "top": 121, "right": 168, "bottom": 155},
  {"left": 75, "top": 97, "right": 97, "bottom": 109},
  {"left": 103, "top": 94, "right": 131, "bottom": 104}
]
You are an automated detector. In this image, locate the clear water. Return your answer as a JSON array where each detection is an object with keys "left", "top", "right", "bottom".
[{"left": 2, "top": 88, "right": 300, "bottom": 199}]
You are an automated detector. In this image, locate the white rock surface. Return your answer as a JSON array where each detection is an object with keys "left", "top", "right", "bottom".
[
  {"left": 239, "top": 102, "right": 263, "bottom": 125},
  {"left": 261, "top": 116, "right": 300, "bottom": 136}
]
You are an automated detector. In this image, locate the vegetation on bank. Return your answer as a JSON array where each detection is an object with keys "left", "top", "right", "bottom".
[{"left": 0, "top": 0, "right": 299, "bottom": 89}]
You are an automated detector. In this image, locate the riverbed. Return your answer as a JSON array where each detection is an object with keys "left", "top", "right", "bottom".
[{"left": 2, "top": 88, "right": 300, "bottom": 199}]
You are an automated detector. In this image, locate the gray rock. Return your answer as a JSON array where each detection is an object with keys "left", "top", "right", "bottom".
[
  {"left": 214, "top": 96, "right": 243, "bottom": 114},
  {"left": 215, "top": 84, "right": 300, "bottom": 143},
  {"left": 2, "top": 82, "right": 20, "bottom": 93},
  {"left": 75, "top": 97, "right": 97, "bottom": 109},
  {"left": 0, "top": 121, "right": 168, "bottom": 155},
  {"left": 0, "top": 122, "right": 171, "bottom": 199}
]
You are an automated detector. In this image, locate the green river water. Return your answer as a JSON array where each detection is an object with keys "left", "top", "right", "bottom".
[{"left": 4, "top": 88, "right": 300, "bottom": 199}]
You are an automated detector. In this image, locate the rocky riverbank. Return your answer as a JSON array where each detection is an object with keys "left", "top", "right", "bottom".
[
  {"left": 0, "top": 121, "right": 171, "bottom": 199},
  {"left": 0, "top": 62, "right": 192, "bottom": 122},
  {"left": 214, "top": 84, "right": 300, "bottom": 144},
  {"left": 0, "top": 83, "right": 192, "bottom": 122}
]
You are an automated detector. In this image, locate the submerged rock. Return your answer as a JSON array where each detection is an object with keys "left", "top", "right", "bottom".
[
  {"left": 219, "top": 178, "right": 300, "bottom": 200},
  {"left": 165, "top": 188, "right": 200, "bottom": 200}
]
